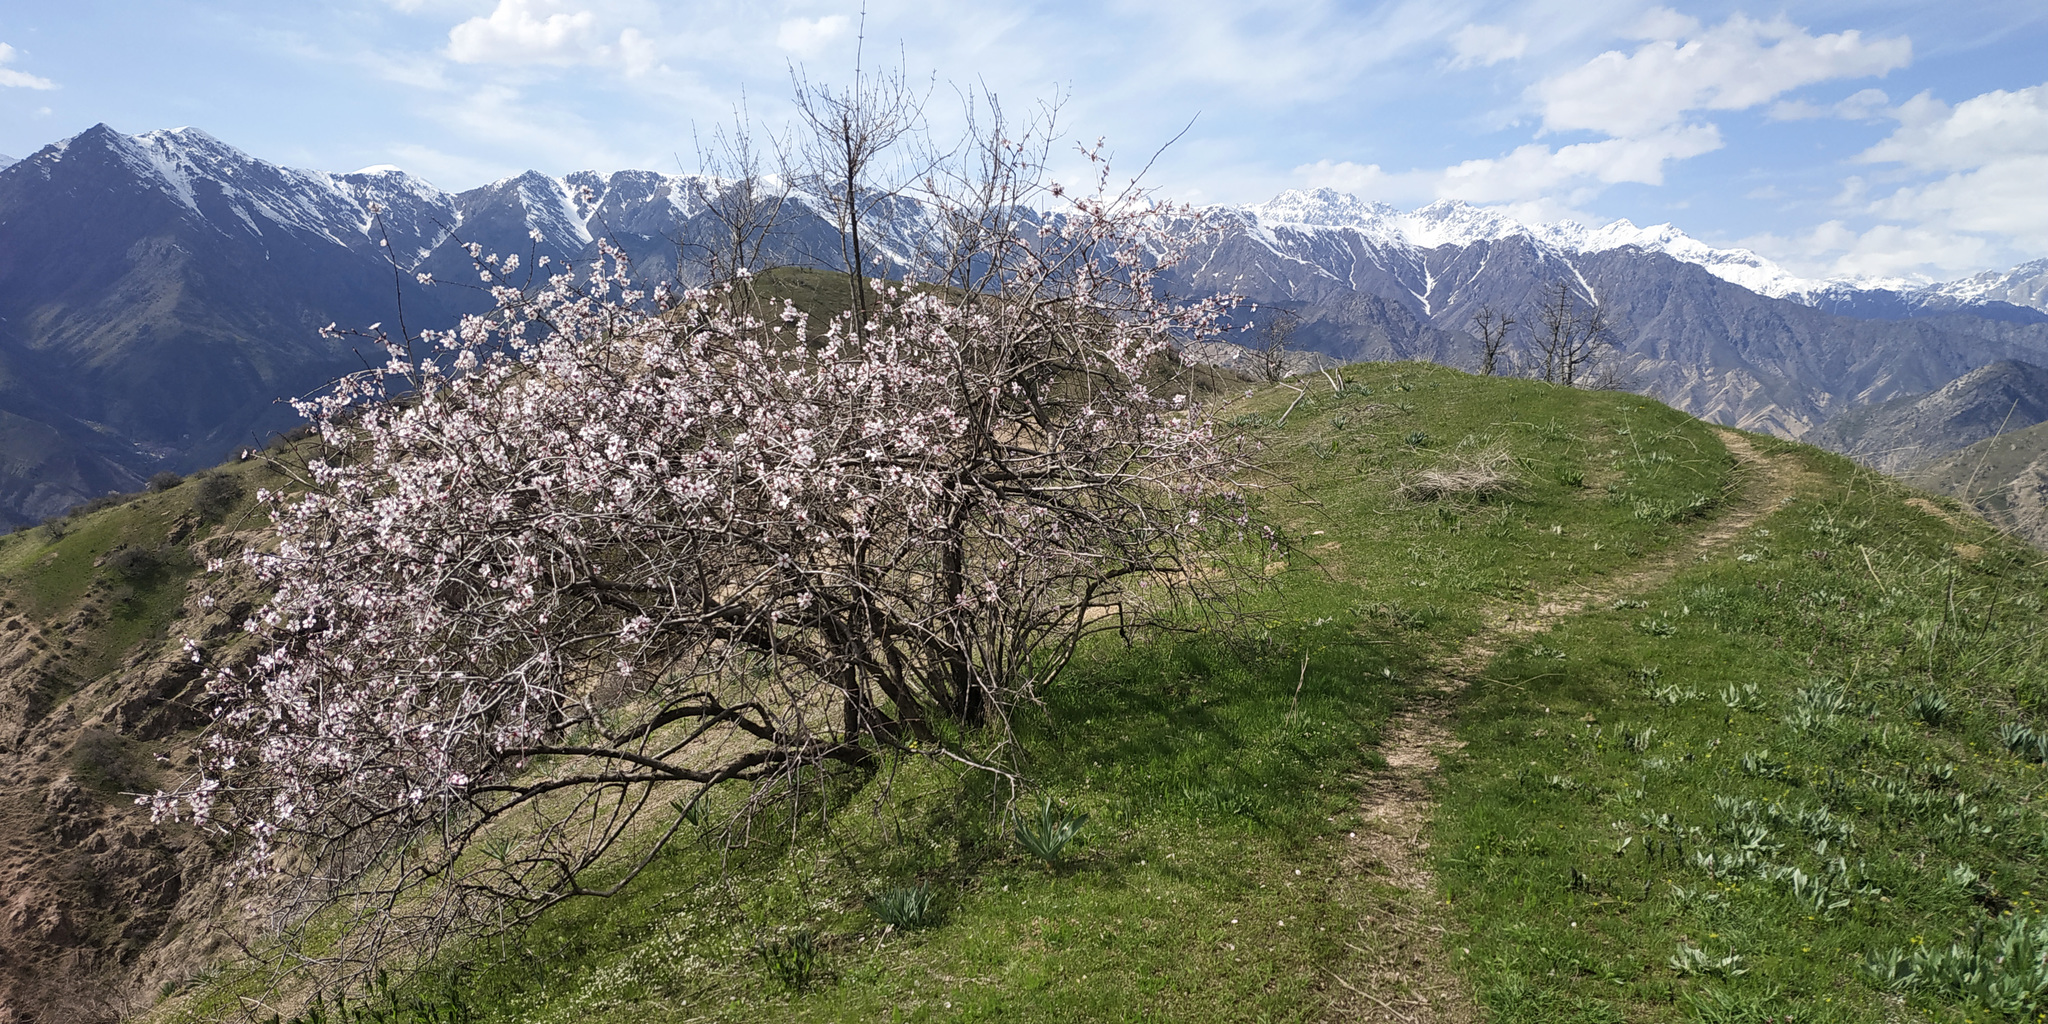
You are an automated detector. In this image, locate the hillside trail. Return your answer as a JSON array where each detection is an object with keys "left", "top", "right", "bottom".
[{"left": 1325, "top": 430, "right": 1817, "bottom": 1023}]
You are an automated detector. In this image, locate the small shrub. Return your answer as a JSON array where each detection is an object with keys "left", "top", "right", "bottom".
[
  {"left": 1013, "top": 795, "right": 1088, "bottom": 865},
  {"left": 866, "top": 883, "right": 936, "bottom": 930},
  {"left": 147, "top": 471, "right": 184, "bottom": 492},
  {"left": 1555, "top": 467, "right": 1586, "bottom": 488},
  {"left": 191, "top": 471, "right": 245, "bottom": 522},
  {"left": 1404, "top": 430, "right": 1430, "bottom": 447},
  {"left": 104, "top": 544, "right": 160, "bottom": 579},
  {"left": 70, "top": 728, "right": 156, "bottom": 796},
  {"left": 40, "top": 516, "right": 68, "bottom": 540}
]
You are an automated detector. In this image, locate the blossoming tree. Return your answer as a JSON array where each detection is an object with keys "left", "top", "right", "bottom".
[{"left": 153, "top": 113, "right": 1251, "bottom": 973}]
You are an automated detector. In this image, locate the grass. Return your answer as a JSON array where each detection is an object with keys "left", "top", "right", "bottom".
[
  {"left": 1437, "top": 443, "right": 2048, "bottom": 1023},
  {"left": 0, "top": 460, "right": 267, "bottom": 734},
  {"left": 151, "top": 362, "right": 2048, "bottom": 1024}
]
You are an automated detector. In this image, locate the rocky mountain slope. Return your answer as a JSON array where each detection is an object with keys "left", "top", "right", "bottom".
[
  {"left": 1804, "top": 359, "right": 2048, "bottom": 474},
  {"left": 4, "top": 127, "right": 2048, "bottom": 531},
  {"left": 1905, "top": 418, "right": 2048, "bottom": 549},
  {"left": 1168, "top": 193, "right": 2048, "bottom": 438},
  {"left": 0, "top": 126, "right": 939, "bottom": 529},
  {"left": 0, "top": 462, "right": 277, "bottom": 1022}
]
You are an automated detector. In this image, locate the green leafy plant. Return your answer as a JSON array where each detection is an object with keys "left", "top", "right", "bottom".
[
  {"left": 1910, "top": 689, "right": 1954, "bottom": 727},
  {"left": 1667, "top": 943, "right": 1748, "bottom": 979},
  {"left": 1621, "top": 724, "right": 1657, "bottom": 753},
  {"left": 1720, "top": 679, "right": 1769, "bottom": 712},
  {"left": 757, "top": 931, "right": 826, "bottom": 992},
  {"left": 1013, "top": 794, "right": 1089, "bottom": 865},
  {"left": 866, "top": 883, "right": 936, "bottom": 930},
  {"left": 1863, "top": 915, "right": 2048, "bottom": 1016},
  {"left": 1739, "top": 749, "right": 1787, "bottom": 780},
  {"left": 1999, "top": 721, "right": 2038, "bottom": 758}
]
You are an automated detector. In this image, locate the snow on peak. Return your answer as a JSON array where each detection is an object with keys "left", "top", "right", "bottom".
[
  {"left": 1246, "top": 188, "right": 1400, "bottom": 230},
  {"left": 1230, "top": 189, "right": 1830, "bottom": 299},
  {"left": 1922, "top": 257, "right": 2048, "bottom": 309}
]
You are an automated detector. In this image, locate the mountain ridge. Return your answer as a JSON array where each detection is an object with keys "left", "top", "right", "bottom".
[{"left": 3, "top": 123, "right": 2047, "bottom": 531}]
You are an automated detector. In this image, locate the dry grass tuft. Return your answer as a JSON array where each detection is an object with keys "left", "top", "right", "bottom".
[{"left": 1400, "top": 445, "right": 1516, "bottom": 501}]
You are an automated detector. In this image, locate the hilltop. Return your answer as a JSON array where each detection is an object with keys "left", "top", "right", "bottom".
[{"left": 3, "top": 362, "right": 2042, "bottom": 1023}]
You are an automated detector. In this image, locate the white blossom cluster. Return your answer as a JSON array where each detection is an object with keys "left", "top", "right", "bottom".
[{"left": 148, "top": 157, "right": 1250, "bottom": 959}]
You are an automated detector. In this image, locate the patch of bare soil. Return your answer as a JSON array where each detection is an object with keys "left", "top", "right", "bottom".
[
  {"left": 1903, "top": 497, "right": 1970, "bottom": 532},
  {"left": 1323, "top": 430, "right": 1812, "bottom": 1022}
]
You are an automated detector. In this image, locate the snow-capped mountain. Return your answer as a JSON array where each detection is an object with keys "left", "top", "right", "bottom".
[
  {"left": 1923, "top": 258, "right": 2048, "bottom": 313},
  {"left": 1170, "top": 186, "right": 2048, "bottom": 438},
  {"left": 0, "top": 124, "right": 937, "bottom": 528},
  {"left": 1230, "top": 187, "right": 1900, "bottom": 304},
  {"left": 1, "top": 124, "right": 2046, "bottom": 529}
]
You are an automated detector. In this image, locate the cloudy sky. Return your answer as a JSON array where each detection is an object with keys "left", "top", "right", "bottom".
[{"left": 1, "top": 1, "right": 2044, "bottom": 284}]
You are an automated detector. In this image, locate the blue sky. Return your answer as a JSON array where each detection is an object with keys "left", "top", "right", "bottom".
[{"left": 1, "top": 1, "right": 2045, "bottom": 283}]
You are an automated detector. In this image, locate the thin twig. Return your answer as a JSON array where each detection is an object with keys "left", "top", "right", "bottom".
[
  {"left": 1859, "top": 545, "right": 1887, "bottom": 593},
  {"left": 1275, "top": 384, "right": 1310, "bottom": 427}
]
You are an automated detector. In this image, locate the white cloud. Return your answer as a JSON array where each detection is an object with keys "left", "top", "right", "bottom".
[
  {"left": 1447, "top": 24, "right": 1526, "bottom": 69},
  {"left": 1768, "top": 87, "right": 1889, "bottom": 122},
  {"left": 446, "top": 0, "right": 654, "bottom": 70},
  {"left": 1859, "top": 84, "right": 2048, "bottom": 173},
  {"left": 1434, "top": 125, "right": 1722, "bottom": 202},
  {"left": 1292, "top": 159, "right": 1434, "bottom": 202},
  {"left": 1533, "top": 12, "right": 1909, "bottom": 138},
  {"left": 1628, "top": 8, "right": 1699, "bottom": 42},
  {"left": 1738, "top": 81, "right": 2048, "bottom": 282},
  {"left": 0, "top": 43, "right": 57, "bottom": 90},
  {"left": 1868, "top": 154, "right": 2048, "bottom": 238},
  {"left": 1405, "top": 12, "right": 1910, "bottom": 215},
  {"left": 1743, "top": 219, "right": 1995, "bottom": 282},
  {"left": 1292, "top": 11, "right": 1906, "bottom": 212},
  {"left": 777, "top": 15, "right": 850, "bottom": 58}
]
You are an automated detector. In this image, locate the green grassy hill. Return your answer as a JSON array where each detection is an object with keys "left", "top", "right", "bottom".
[{"left": 23, "top": 362, "right": 2046, "bottom": 1024}]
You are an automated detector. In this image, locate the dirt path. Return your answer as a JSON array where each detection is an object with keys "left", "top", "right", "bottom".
[{"left": 1326, "top": 430, "right": 1814, "bottom": 1022}]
